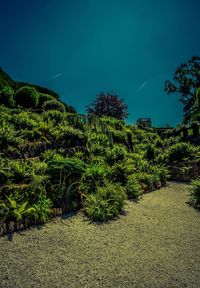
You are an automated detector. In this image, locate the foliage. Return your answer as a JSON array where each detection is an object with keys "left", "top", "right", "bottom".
[
  {"left": 126, "top": 175, "right": 142, "bottom": 199},
  {"left": 15, "top": 86, "right": 39, "bottom": 108},
  {"left": 87, "top": 91, "right": 128, "bottom": 120},
  {"left": 0, "top": 196, "right": 34, "bottom": 222},
  {"left": 38, "top": 93, "right": 54, "bottom": 108},
  {"left": 166, "top": 142, "right": 196, "bottom": 163},
  {"left": 105, "top": 144, "right": 127, "bottom": 165},
  {"left": 42, "top": 99, "right": 66, "bottom": 112},
  {"left": 189, "top": 179, "right": 200, "bottom": 206},
  {"left": 164, "top": 56, "right": 200, "bottom": 123},
  {"left": 83, "top": 182, "right": 127, "bottom": 221},
  {"left": 0, "top": 86, "right": 15, "bottom": 107}
]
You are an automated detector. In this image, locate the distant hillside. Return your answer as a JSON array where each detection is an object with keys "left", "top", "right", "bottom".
[{"left": 0, "top": 67, "right": 76, "bottom": 113}]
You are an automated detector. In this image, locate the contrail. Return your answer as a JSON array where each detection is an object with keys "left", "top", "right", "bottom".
[
  {"left": 136, "top": 82, "right": 147, "bottom": 93},
  {"left": 47, "top": 73, "right": 63, "bottom": 81}
]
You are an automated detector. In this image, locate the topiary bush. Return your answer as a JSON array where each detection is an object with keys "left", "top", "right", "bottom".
[
  {"left": 42, "top": 99, "right": 66, "bottom": 112},
  {"left": 15, "top": 86, "right": 39, "bottom": 108},
  {"left": 83, "top": 182, "right": 127, "bottom": 221},
  {"left": 38, "top": 93, "right": 54, "bottom": 108}
]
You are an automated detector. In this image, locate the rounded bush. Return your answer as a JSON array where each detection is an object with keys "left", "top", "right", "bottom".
[
  {"left": 42, "top": 99, "right": 66, "bottom": 112},
  {"left": 38, "top": 93, "right": 54, "bottom": 108},
  {"left": 15, "top": 86, "right": 39, "bottom": 108}
]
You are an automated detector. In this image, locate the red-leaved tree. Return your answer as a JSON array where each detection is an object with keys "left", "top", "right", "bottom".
[{"left": 86, "top": 92, "right": 128, "bottom": 120}]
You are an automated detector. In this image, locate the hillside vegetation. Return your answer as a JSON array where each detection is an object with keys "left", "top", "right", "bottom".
[{"left": 0, "top": 67, "right": 200, "bottom": 235}]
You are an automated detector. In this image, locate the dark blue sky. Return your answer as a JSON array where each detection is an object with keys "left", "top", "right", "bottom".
[{"left": 1, "top": 0, "right": 200, "bottom": 126}]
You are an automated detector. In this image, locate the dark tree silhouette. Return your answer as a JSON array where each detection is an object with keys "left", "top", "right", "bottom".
[
  {"left": 164, "top": 56, "right": 200, "bottom": 123},
  {"left": 86, "top": 92, "right": 128, "bottom": 120}
]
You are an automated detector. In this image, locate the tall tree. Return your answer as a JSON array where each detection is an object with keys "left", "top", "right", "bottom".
[
  {"left": 86, "top": 92, "right": 128, "bottom": 120},
  {"left": 164, "top": 56, "right": 200, "bottom": 123}
]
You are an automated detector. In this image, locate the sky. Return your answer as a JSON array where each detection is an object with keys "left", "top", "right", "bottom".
[{"left": 0, "top": 0, "right": 200, "bottom": 127}]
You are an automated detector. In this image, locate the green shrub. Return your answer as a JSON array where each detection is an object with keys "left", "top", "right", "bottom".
[
  {"left": 150, "top": 165, "right": 168, "bottom": 185},
  {"left": 84, "top": 182, "right": 127, "bottom": 221},
  {"left": 38, "top": 93, "right": 54, "bottom": 108},
  {"left": 42, "top": 110, "right": 65, "bottom": 123},
  {"left": 31, "top": 194, "right": 52, "bottom": 223},
  {"left": 135, "top": 172, "right": 155, "bottom": 191},
  {"left": 42, "top": 99, "right": 66, "bottom": 112},
  {"left": 105, "top": 144, "right": 127, "bottom": 164},
  {"left": 9, "top": 160, "right": 30, "bottom": 183},
  {"left": 0, "top": 196, "right": 35, "bottom": 223},
  {"left": 46, "top": 155, "right": 86, "bottom": 182},
  {"left": 52, "top": 125, "right": 86, "bottom": 146},
  {"left": 12, "top": 111, "right": 38, "bottom": 130},
  {"left": 15, "top": 86, "right": 39, "bottom": 108},
  {"left": 0, "top": 122, "right": 22, "bottom": 148},
  {"left": 189, "top": 179, "right": 200, "bottom": 206},
  {"left": 0, "top": 86, "right": 15, "bottom": 107},
  {"left": 109, "top": 162, "right": 128, "bottom": 185},
  {"left": 80, "top": 164, "right": 108, "bottom": 193},
  {"left": 126, "top": 175, "right": 142, "bottom": 199},
  {"left": 166, "top": 142, "right": 195, "bottom": 163}
]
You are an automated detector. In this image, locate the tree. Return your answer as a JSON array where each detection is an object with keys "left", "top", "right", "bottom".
[
  {"left": 86, "top": 92, "right": 128, "bottom": 120},
  {"left": 164, "top": 56, "right": 200, "bottom": 123}
]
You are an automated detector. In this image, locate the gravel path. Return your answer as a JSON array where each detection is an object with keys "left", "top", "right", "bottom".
[{"left": 1, "top": 182, "right": 200, "bottom": 288}]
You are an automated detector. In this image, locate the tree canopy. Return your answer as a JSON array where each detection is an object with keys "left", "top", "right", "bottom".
[
  {"left": 86, "top": 92, "right": 128, "bottom": 120},
  {"left": 164, "top": 56, "right": 200, "bottom": 123}
]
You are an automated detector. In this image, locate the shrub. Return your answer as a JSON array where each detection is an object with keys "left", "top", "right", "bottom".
[
  {"left": 135, "top": 172, "right": 155, "bottom": 191},
  {"left": 53, "top": 125, "right": 86, "bottom": 146},
  {"left": 109, "top": 162, "right": 128, "bottom": 185},
  {"left": 9, "top": 160, "right": 30, "bottom": 183},
  {"left": 80, "top": 164, "right": 108, "bottom": 193},
  {"left": 189, "top": 179, "right": 200, "bottom": 206},
  {"left": 31, "top": 194, "right": 52, "bottom": 223},
  {"left": 150, "top": 165, "right": 168, "bottom": 185},
  {"left": 38, "top": 93, "right": 54, "bottom": 108},
  {"left": 42, "top": 110, "right": 65, "bottom": 123},
  {"left": 191, "top": 121, "right": 199, "bottom": 138},
  {"left": 126, "top": 175, "right": 142, "bottom": 199},
  {"left": 0, "top": 86, "right": 15, "bottom": 107},
  {"left": 0, "top": 122, "right": 22, "bottom": 148},
  {"left": 15, "top": 86, "right": 39, "bottom": 108},
  {"left": 0, "top": 196, "right": 35, "bottom": 223},
  {"left": 12, "top": 111, "right": 38, "bottom": 130},
  {"left": 105, "top": 144, "right": 127, "bottom": 165},
  {"left": 47, "top": 156, "right": 85, "bottom": 192},
  {"left": 166, "top": 142, "right": 196, "bottom": 163},
  {"left": 84, "top": 182, "right": 127, "bottom": 221},
  {"left": 42, "top": 99, "right": 66, "bottom": 112}
]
